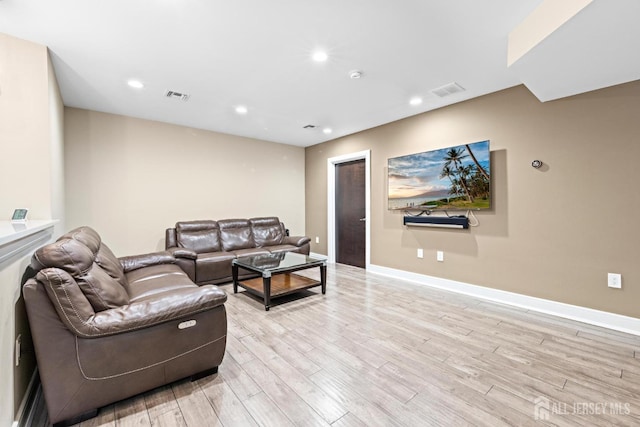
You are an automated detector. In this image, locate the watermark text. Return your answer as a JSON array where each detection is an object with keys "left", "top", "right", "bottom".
[{"left": 534, "top": 396, "right": 631, "bottom": 420}]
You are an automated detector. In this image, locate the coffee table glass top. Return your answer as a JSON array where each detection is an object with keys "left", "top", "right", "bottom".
[{"left": 233, "top": 252, "right": 324, "bottom": 273}]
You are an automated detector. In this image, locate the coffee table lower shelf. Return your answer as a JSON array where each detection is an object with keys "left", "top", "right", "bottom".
[{"left": 235, "top": 273, "right": 323, "bottom": 310}]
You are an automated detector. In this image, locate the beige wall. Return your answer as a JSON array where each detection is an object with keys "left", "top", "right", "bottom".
[
  {"left": 64, "top": 108, "right": 306, "bottom": 255},
  {"left": 0, "top": 34, "right": 52, "bottom": 220},
  {"left": 0, "top": 33, "right": 64, "bottom": 424},
  {"left": 306, "top": 82, "right": 640, "bottom": 318}
]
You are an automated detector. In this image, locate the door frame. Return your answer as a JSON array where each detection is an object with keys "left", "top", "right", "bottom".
[{"left": 327, "top": 150, "right": 371, "bottom": 268}]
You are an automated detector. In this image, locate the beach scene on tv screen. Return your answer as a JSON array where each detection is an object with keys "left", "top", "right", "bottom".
[{"left": 388, "top": 140, "right": 490, "bottom": 211}]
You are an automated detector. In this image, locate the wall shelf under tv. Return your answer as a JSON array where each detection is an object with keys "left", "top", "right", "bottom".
[{"left": 403, "top": 215, "right": 469, "bottom": 229}]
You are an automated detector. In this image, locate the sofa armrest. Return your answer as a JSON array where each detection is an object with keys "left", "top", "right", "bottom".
[
  {"left": 119, "top": 251, "right": 175, "bottom": 273},
  {"left": 83, "top": 286, "right": 227, "bottom": 338},
  {"left": 31, "top": 269, "right": 228, "bottom": 338},
  {"left": 283, "top": 235, "right": 311, "bottom": 247},
  {"left": 165, "top": 228, "right": 177, "bottom": 249},
  {"left": 167, "top": 247, "right": 197, "bottom": 260}
]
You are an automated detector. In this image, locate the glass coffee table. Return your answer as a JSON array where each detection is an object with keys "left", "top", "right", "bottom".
[{"left": 232, "top": 252, "right": 327, "bottom": 311}]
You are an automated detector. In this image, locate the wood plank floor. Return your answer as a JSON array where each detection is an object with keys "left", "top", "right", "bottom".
[{"left": 41, "top": 263, "right": 640, "bottom": 426}]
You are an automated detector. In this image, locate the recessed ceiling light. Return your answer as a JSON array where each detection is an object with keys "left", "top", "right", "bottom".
[
  {"left": 323, "top": 128, "right": 333, "bottom": 135},
  {"left": 127, "top": 79, "right": 144, "bottom": 89},
  {"left": 312, "top": 51, "right": 328, "bottom": 62},
  {"left": 235, "top": 105, "right": 248, "bottom": 114},
  {"left": 409, "top": 96, "right": 423, "bottom": 106}
]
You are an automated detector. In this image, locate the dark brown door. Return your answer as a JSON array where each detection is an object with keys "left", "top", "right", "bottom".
[{"left": 335, "top": 159, "right": 366, "bottom": 268}]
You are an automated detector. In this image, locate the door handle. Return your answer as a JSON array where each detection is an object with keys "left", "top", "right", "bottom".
[{"left": 359, "top": 218, "right": 366, "bottom": 222}]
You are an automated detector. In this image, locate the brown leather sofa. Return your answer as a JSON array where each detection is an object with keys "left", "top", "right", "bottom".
[
  {"left": 165, "top": 217, "right": 311, "bottom": 285},
  {"left": 23, "top": 226, "right": 227, "bottom": 425}
]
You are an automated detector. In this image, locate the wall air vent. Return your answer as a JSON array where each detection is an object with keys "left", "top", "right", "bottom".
[
  {"left": 165, "top": 90, "right": 190, "bottom": 101},
  {"left": 430, "top": 82, "right": 465, "bottom": 98}
]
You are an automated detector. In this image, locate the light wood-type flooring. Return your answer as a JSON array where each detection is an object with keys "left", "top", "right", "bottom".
[{"left": 43, "top": 263, "right": 640, "bottom": 426}]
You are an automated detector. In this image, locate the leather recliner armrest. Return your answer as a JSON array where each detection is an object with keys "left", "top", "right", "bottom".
[
  {"left": 32, "top": 268, "right": 228, "bottom": 338},
  {"left": 119, "top": 251, "right": 176, "bottom": 273},
  {"left": 78, "top": 286, "right": 227, "bottom": 338},
  {"left": 165, "top": 228, "right": 177, "bottom": 249},
  {"left": 283, "top": 235, "right": 311, "bottom": 247},
  {"left": 167, "top": 247, "right": 198, "bottom": 260}
]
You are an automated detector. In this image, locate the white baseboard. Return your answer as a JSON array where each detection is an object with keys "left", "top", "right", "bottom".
[
  {"left": 309, "top": 252, "right": 328, "bottom": 260},
  {"left": 367, "top": 263, "right": 640, "bottom": 336}
]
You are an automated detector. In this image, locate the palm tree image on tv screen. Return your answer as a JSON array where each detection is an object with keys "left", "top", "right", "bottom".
[{"left": 388, "top": 140, "right": 490, "bottom": 211}]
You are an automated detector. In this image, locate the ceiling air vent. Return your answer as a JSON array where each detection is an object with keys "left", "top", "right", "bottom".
[
  {"left": 430, "top": 82, "right": 465, "bottom": 98},
  {"left": 165, "top": 90, "right": 190, "bottom": 101}
]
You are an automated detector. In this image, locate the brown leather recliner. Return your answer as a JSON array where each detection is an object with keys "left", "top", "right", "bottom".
[
  {"left": 23, "top": 226, "right": 227, "bottom": 425},
  {"left": 165, "top": 217, "right": 311, "bottom": 285}
]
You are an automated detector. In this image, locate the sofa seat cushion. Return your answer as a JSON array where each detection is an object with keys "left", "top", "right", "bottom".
[
  {"left": 232, "top": 248, "right": 270, "bottom": 258},
  {"left": 266, "top": 244, "right": 299, "bottom": 254},
  {"left": 126, "top": 264, "right": 195, "bottom": 302},
  {"left": 196, "top": 252, "right": 236, "bottom": 283}
]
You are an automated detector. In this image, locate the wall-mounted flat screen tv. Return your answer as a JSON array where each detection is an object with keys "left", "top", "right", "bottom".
[{"left": 388, "top": 140, "right": 490, "bottom": 211}]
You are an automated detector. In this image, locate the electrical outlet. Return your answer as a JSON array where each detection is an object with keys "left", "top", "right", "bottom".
[
  {"left": 315, "top": 236, "right": 319, "bottom": 244},
  {"left": 607, "top": 273, "right": 622, "bottom": 289},
  {"left": 417, "top": 248, "right": 424, "bottom": 259},
  {"left": 15, "top": 334, "right": 21, "bottom": 367},
  {"left": 437, "top": 251, "right": 444, "bottom": 262}
]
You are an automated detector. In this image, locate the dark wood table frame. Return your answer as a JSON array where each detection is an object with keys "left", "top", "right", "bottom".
[{"left": 232, "top": 254, "right": 326, "bottom": 311}]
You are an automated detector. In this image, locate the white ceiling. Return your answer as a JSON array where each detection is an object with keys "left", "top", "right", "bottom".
[{"left": 1, "top": 0, "right": 638, "bottom": 147}]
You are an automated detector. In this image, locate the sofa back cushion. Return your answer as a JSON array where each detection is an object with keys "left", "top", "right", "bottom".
[
  {"left": 58, "top": 226, "right": 128, "bottom": 288},
  {"left": 251, "top": 217, "right": 285, "bottom": 247},
  {"left": 31, "top": 233, "right": 129, "bottom": 312},
  {"left": 176, "top": 221, "right": 221, "bottom": 253},
  {"left": 219, "top": 219, "right": 255, "bottom": 251}
]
